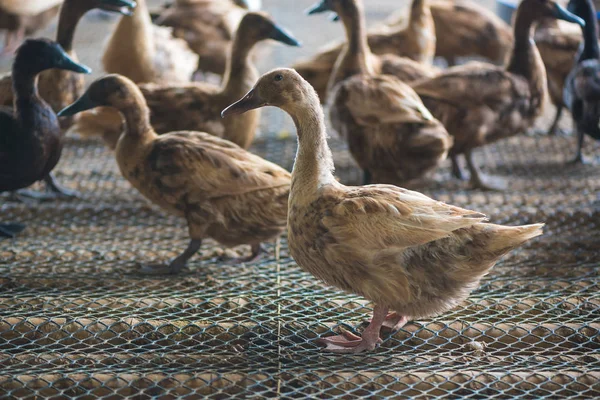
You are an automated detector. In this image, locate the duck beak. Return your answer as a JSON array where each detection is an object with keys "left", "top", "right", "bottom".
[
  {"left": 306, "top": 0, "right": 330, "bottom": 15},
  {"left": 553, "top": 3, "right": 585, "bottom": 27},
  {"left": 57, "top": 93, "right": 98, "bottom": 117},
  {"left": 56, "top": 51, "right": 92, "bottom": 75},
  {"left": 100, "top": 0, "right": 137, "bottom": 16},
  {"left": 221, "top": 89, "right": 265, "bottom": 118},
  {"left": 269, "top": 24, "right": 302, "bottom": 47}
]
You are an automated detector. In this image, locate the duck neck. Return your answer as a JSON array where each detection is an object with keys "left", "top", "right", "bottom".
[
  {"left": 55, "top": 3, "right": 86, "bottom": 52},
  {"left": 338, "top": 0, "right": 374, "bottom": 77},
  {"left": 289, "top": 95, "right": 336, "bottom": 197},
  {"left": 120, "top": 101, "right": 155, "bottom": 141},
  {"left": 578, "top": 0, "right": 600, "bottom": 61},
  {"left": 221, "top": 34, "right": 258, "bottom": 98},
  {"left": 409, "top": 0, "right": 429, "bottom": 26},
  {"left": 11, "top": 70, "right": 38, "bottom": 102},
  {"left": 507, "top": 7, "right": 540, "bottom": 76}
]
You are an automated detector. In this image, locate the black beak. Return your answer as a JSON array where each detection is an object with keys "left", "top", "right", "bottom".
[
  {"left": 57, "top": 93, "right": 98, "bottom": 117},
  {"left": 56, "top": 51, "right": 92, "bottom": 75},
  {"left": 100, "top": 0, "right": 137, "bottom": 16},
  {"left": 553, "top": 3, "right": 585, "bottom": 27},
  {"left": 221, "top": 89, "right": 265, "bottom": 118},
  {"left": 306, "top": 0, "right": 330, "bottom": 15},
  {"left": 269, "top": 24, "right": 302, "bottom": 47}
]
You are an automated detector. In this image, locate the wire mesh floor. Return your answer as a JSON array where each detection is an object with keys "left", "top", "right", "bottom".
[{"left": 1, "top": 130, "right": 599, "bottom": 398}]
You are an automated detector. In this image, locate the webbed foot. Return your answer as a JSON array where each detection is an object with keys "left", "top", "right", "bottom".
[
  {"left": 316, "top": 328, "right": 382, "bottom": 353},
  {"left": 0, "top": 223, "right": 26, "bottom": 239}
]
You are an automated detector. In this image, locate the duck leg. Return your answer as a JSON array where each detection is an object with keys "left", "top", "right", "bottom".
[
  {"left": 44, "top": 174, "right": 80, "bottom": 198},
  {"left": 547, "top": 105, "right": 569, "bottom": 136},
  {"left": 229, "top": 243, "right": 266, "bottom": 264},
  {"left": 465, "top": 150, "right": 507, "bottom": 191},
  {"left": 140, "top": 239, "right": 202, "bottom": 275},
  {"left": 450, "top": 154, "right": 465, "bottom": 180},
  {"left": 317, "top": 304, "right": 387, "bottom": 353},
  {"left": 0, "top": 223, "right": 26, "bottom": 239},
  {"left": 362, "top": 169, "right": 372, "bottom": 185},
  {"left": 569, "top": 128, "right": 589, "bottom": 164}
]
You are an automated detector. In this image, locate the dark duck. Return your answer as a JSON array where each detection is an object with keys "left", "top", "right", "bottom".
[
  {"left": 0, "top": 39, "right": 91, "bottom": 238},
  {"left": 564, "top": 0, "right": 600, "bottom": 164}
]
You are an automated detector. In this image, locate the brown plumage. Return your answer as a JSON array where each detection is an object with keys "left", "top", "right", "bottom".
[
  {"left": 323, "top": 0, "right": 451, "bottom": 185},
  {"left": 73, "top": 12, "right": 300, "bottom": 150},
  {"left": 59, "top": 74, "right": 291, "bottom": 275},
  {"left": 0, "top": 1, "right": 61, "bottom": 54},
  {"left": 103, "top": 0, "right": 198, "bottom": 85},
  {"left": 412, "top": 0, "right": 585, "bottom": 191},
  {"left": 0, "top": 0, "right": 136, "bottom": 129},
  {"left": 387, "top": 0, "right": 514, "bottom": 66},
  {"left": 294, "top": 0, "right": 438, "bottom": 103},
  {"left": 222, "top": 68, "right": 544, "bottom": 354},
  {"left": 154, "top": 0, "right": 248, "bottom": 78},
  {"left": 535, "top": 19, "right": 582, "bottom": 135}
]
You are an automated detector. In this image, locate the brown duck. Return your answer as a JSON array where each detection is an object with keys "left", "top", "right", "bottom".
[
  {"left": 73, "top": 12, "right": 301, "bottom": 150},
  {"left": 412, "top": 0, "right": 585, "bottom": 190},
  {"left": 222, "top": 68, "right": 544, "bottom": 354},
  {"left": 59, "top": 74, "right": 291, "bottom": 274},
  {"left": 0, "top": 39, "right": 90, "bottom": 237},
  {"left": 0, "top": 0, "right": 61, "bottom": 54},
  {"left": 316, "top": 0, "right": 452, "bottom": 185},
  {"left": 293, "top": 0, "right": 437, "bottom": 102}
]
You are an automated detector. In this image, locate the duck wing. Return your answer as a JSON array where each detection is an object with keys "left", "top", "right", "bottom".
[
  {"left": 322, "top": 185, "right": 486, "bottom": 251},
  {"left": 334, "top": 74, "right": 435, "bottom": 127},
  {"left": 572, "top": 60, "right": 600, "bottom": 101},
  {"left": 148, "top": 131, "right": 290, "bottom": 202}
]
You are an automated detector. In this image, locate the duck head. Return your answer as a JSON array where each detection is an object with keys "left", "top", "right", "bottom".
[
  {"left": 567, "top": 0, "right": 596, "bottom": 23},
  {"left": 58, "top": 74, "right": 144, "bottom": 117},
  {"left": 14, "top": 39, "right": 91, "bottom": 76},
  {"left": 236, "top": 12, "right": 302, "bottom": 47},
  {"left": 306, "top": 0, "right": 360, "bottom": 22},
  {"left": 516, "top": 0, "right": 585, "bottom": 27},
  {"left": 222, "top": 68, "right": 317, "bottom": 117},
  {"left": 67, "top": 0, "right": 137, "bottom": 16}
]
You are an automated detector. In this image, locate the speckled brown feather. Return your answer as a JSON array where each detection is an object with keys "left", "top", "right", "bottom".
[
  {"left": 329, "top": 74, "right": 452, "bottom": 184},
  {"left": 412, "top": 64, "right": 538, "bottom": 153},
  {"left": 78, "top": 74, "right": 291, "bottom": 251},
  {"left": 388, "top": 0, "right": 513, "bottom": 64},
  {"left": 293, "top": 0, "right": 438, "bottom": 102},
  {"left": 240, "top": 69, "right": 545, "bottom": 322}
]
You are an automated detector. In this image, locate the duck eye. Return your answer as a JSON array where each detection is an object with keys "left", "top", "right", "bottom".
[{"left": 274, "top": 74, "right": 283, "bottom": 82}]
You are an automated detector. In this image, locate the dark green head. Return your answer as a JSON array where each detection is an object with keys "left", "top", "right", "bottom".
[{"left": 14, "top": 39, "right": 91, "bottom": 76}]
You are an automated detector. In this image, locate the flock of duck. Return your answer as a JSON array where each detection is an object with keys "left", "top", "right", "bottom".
[{"left": 0, "top": 0, "right": 597, "bottom": 353}]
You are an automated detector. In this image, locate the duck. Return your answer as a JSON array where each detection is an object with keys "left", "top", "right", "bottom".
[
  {"left": 74, "top": 12, "right": 301, "bottom": 150},
  {"left": 221, "top": 68, "right": 544, "bottom": 354},
  {"left": 310, "top": 0, "right": 452, "bottom": 185},
  {"left": 387, "top": 0, "right": 514, "bottom": 67},
  {"left": 0, "top": 39, "right": 90, "bottom": 237},
  {"left": 0, "top": 0, "right": 136, "bottom": 118},
  {"left": 0, "top": 0, "right": 61, "bottom": 54},
  {"left": 411, "top": 0, "right": 585, "bottom": 191},
  {"left": 294, "top": 0, "right": 438, "bottom": 103},
  {"left": 102, "top": 0, "right": 198, "bottom": 85},
  {"left": 535, "top": 18, "right": 582, "bottom": 135},
  {"left": 153, "top": 0, "right": 251, "bottom": 79},
  {"left": 564, "top": 0, "right": 600, "bottom": 163},
  {"left": 58, "top": 74, "right": 291, "bottom": 274}
]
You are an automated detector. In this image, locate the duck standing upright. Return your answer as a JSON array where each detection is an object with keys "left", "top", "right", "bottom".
[
  {"left": 564, "top": 0, "right": 600, "bottom": 163},
  {"left": 310, "top": 0, "right": 452, "bottom": 185},
  {"left": 412, "top": 0, "right": 585, "bottom": 190},
  {"left": 293, "top": 0, "right": 437, "bottom": 102},
  {"left": 59, "top": 74, "right": 290, "bottom": 274},
  {"left": 0, "top": 39, "right": 90, "bottom": 237},
  {"left": 74, "top": 12, "right": 301, "bottom": 150},
  {"left": 222, "top": 68, "right": 544, "bottom": 354}
]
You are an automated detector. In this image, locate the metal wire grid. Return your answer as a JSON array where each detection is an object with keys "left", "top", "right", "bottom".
[{"left": 0, "top": 131, "right": 599, "bottom": 398}]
